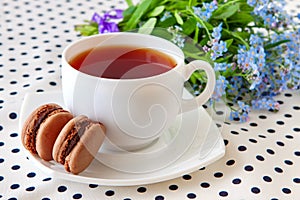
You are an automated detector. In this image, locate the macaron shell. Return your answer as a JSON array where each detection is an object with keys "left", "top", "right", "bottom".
[
  {"left": 52, "top": 116, "right": 78, "bottom": 164},
  {"left": 65, "top": 123, "right": 106, "bottom": 174},
  {"left": 21, "top": 103, "right": 62, "bottom": 154},
  {"left": 36, "top": 111, "right": 73, "bottom": 161}
]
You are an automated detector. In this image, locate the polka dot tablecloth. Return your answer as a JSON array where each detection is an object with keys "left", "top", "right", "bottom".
[{"left": 1, "top": 0, "right": 300, "bottom": 199}]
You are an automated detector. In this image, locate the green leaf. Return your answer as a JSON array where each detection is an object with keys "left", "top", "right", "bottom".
[
  {"left": 157, "top": 16, "right": 176, "bottom": 28},
  {"left": 212, "top": 2, "right": 240, "bottom": 20},
  {"left": 188, "top": 0, "right": 198, "bottom": 7},
  {"left": 225, "top": 39, "right": 234, "bottom": 48},
  {"left": 74, "top": 23, "right": 98, "bottom": 36},
  {"left": 151, "top": 28, "right": 173, "bottom": 41},
  {"left": 182, "top": 17, "right": 197, "bottom": 35},
  {"left": 123, "top": 0, "right": 153, "bottom": 31},
  {"left": 215, "top": 53, "right": 234, "bottom": 63},
  {"left": 174, "top": 10, "right": 183, "bottom": 25},
  {"left": 125, "top": 0, "right": 134, "bottom": 7},
  {"left": 138, "top": 18, "right": 157, "bottom": 34},
  {"left": 122, "top": 6, "right": 136, "bottom": 19},
  {"left": 227, "top": 12, "right": 254, "bottom": 26},
  {"left": 148, "top": 6, "right": 165, "bottom": 17},
  {"left": 264, "top": 39, "right": 291, "bottom": 50}
]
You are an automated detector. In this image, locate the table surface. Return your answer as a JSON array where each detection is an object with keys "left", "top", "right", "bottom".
[{"left": 1, "top": 0, "right": 300, "bottom": 199}]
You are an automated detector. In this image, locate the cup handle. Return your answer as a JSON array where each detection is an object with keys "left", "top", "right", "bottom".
[{"left": 180, "top": 60, "right": 216, "bottom": 113}]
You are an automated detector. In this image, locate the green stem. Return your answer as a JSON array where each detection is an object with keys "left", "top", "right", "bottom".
[
  {"left": 125, "top": 0, "right": 134, "bottom": 6},
  {"left": 188, "top": 9, "right": 212, "bottom": 41},
  {"left": 194, "top": 27, "right": 199, "bottom": 43},
  {"left": 223, "top": 18, "right": 229, "bottom": 30},
  {"left": 223, "top": 29, "right": 249, "bottom": 50}
]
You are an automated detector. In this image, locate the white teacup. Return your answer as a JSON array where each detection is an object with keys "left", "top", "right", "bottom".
[{"left": 61, "top": 32, "right": 215, "bottom": 151}]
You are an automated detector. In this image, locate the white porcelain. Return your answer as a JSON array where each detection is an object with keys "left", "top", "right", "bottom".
[
  {"left": 62, "top": 32, "right": 216, "bottom": 150},
  {"left": 19, "top": 91, "right": 225, "bottom": 186}
]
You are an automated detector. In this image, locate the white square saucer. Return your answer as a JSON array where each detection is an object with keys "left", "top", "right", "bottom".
[{"left": 19, "top": 91, "right": 225, "bottom": 186}]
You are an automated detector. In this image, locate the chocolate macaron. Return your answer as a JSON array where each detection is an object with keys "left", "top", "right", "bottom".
[
  {"left": 52, "top": 115, "right": 106, "bottom": 174},
  {"left": 21, "top": 103, "right": 73, "bottom": 161}
]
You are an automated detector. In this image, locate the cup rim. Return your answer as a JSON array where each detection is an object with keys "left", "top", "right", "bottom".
[{"left": 62, "top": 32, "right": 185, "bottom": 82}]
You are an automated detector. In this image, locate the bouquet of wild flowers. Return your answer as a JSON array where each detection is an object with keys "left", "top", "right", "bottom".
[{"left": 75, "top": 0, "right": 300, "bottom": 122}]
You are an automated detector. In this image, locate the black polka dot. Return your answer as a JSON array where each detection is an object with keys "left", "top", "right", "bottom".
[
  {"left": 249, "top": 122, "right": 258, "bottom": 127},
  {"left": 276, "top": 120, "right": 284, "bottom": 125},
  {"left": 244, "top": 165, "right": 254, "bottom": 172},
  {"left": 284, "top": 93, "right": 292, "bottom": 97},
  {"left": 200, "top": 182, "right": 210, "bottom": 188},
  {"left": 10, "top": 184, "right": 20, "bottom": 189},
  {"left": 267, "top": 129, "right": 275, "bottom": 133},
  {"left": 49, "top": 81, "right": 57, "bottom": 86},
  {"left": 58, "top": 185, "right": 67, "bottom": 192},
  {"left": 294, "top": 151, "right": 300, "bottom": 156},
  {"left": 258, "top": 115, "right": 267, "bottom": 119},
  {"left": 293, "top": 127, "right": 300, "bottom": 132},
  {"left": 216, "top": 110, "right": 224, "bottom": 115},
  {"left": 293, "top": 178, "right": 300, "bottom": 183},
  {"left": 73, "top": 193, "right": 82, "bottom": 199},
  {"left": 258, "top": 134, "right": 266, "bottom": 138},
  {"left": 263, "top": 175, "right": 272, "bottom": 182},
  {"left": 232, "top": 178, "right": 241, "bottom": 184},
  {"left": 276, "top": 141, "right": 285, "bottom": 146},
  {"left": 285, "top": 134, "right": 293, "bottom": 139},
  {"left": 284, "top": 113, "right": 292, "bottom": 118},
  {"left": 187, "top": 193, "right": 197, "bottom": 199},
  {"left": 238, "top": 145, "right": 247, "bottom": 151},
  {"left": 219, "top": 191, "right": 228, "bottom": 197},
  {"left": 105, "top": 190, "right": 115, "bottom": 196},
  {"left": 214, "top": 172, "right": 223, "bottom": 178},
  {"left": 11, "top": 148, "right": 20, "bottom": 153},
  {"left": 256, "top": 155, "right": 265, "bottom": 161},
  {"left": 27, "top": 172, "right": 36, "bottom": 178},
  {"left": 155, "top": 195, "right": 165, "bottom": 200},
  {"left": 26, "top": 186, "right": 35, "bottom": 191},
  {"left": 137, "top": 187, "right": 147, "bottom": 193},
  {"left": 169, "top": 184, "right": 178, "bottom": 191},
  {"left": 251, "top": 187, "right": 260, "bottom": 194},
  {"left": 9, "top": 112, "right": 17, "bottom": 119},
  {"left": 11, "top": 165, "right": 20, "bottom": 170},
  {"left": 249, "top": 138, "right": 257, "bottom": 143},
  {"left": 10, "top": 133, "right": 18, "bottom": 137},
  {"left": 266, "top": 149, "right": 275, "bottom": 155},
  {"left": 89, "top": 184, "right": 98, "bottom": 188},
  {"left": 226, "top": 159, "right": 235, "bottom": 166},
  {"left": 224, "top": 139, "right": 229, "bottom": 146},
  {"left": 42, "top": 177, "right": 52, "bottom": 181},
  {"left": 284, "top": 160, "right": 293, "bottom": 165},
  {"left": 230, "top": 130, "right": 239, "bottom": 135},
  {"left": 292, "top": 106, "right": 300, "bottom": 110},
  {"left": 274, "top": 167, "right": 283, "bottom": 173},
  {"left": 182, "top": 174, "right": 192, "bottom": 180},
  {"left": 282, "top": 188, "right": 291, "bottom": 194}
]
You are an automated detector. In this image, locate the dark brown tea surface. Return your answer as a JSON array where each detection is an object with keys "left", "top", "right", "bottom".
[{"left": 69, "top": 45, "right": 177, "bottom": 79}]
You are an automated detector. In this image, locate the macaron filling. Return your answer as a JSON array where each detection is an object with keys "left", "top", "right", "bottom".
[
  {"left": 28, "top": 106, "right": 62, "bottom": 153},
  {"left": 60, "top": 118, "right": 92, "bottom": 163}
]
